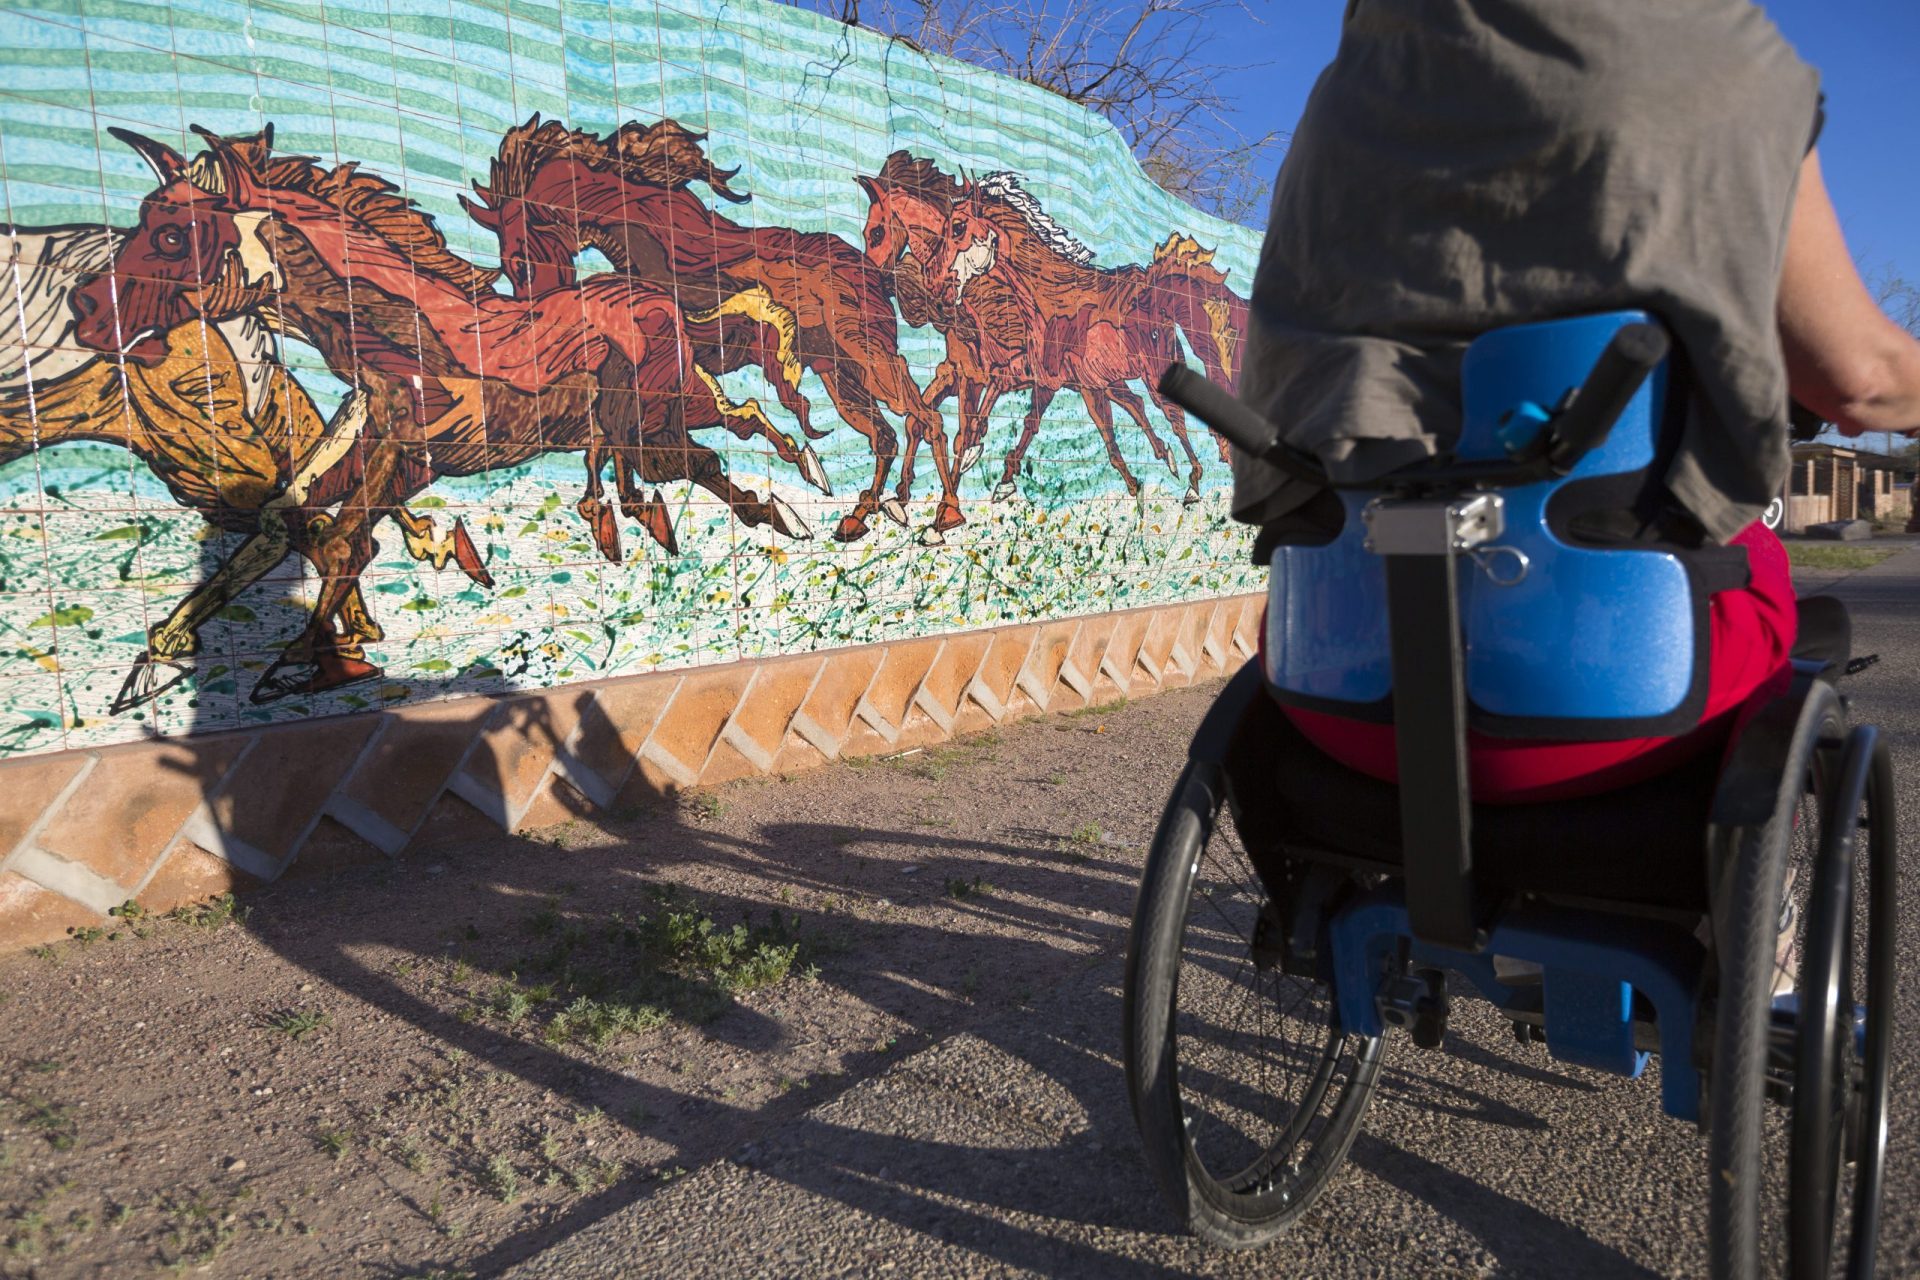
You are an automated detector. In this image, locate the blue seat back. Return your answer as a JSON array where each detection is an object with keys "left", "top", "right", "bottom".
[{"left": 1264, "top": 311, "right": 1713, "bottom": 738}]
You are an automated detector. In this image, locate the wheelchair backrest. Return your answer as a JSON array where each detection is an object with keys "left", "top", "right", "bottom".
[{"left": 1263, "top": 310, "right": 1728, "bottom": 740}]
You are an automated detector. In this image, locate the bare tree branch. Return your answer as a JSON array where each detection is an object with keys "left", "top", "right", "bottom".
[{"left": 776, "top": 0, "right": 1282, "bottom": 221}]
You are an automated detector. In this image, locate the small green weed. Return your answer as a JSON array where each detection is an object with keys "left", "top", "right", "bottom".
[
  {"left": 944, "top": 875, "right": 994, "bottom": 900},
  {"left": 1069, "top": 822, "right": 1104, "bottom": 846},
  {"left": 264, "top": 1008, "right": 331, "bottom": 1040},
  {"left": 484, "top": 1154, "right": 520, "bottom": 1203},
  {"left": 169, "top": 893, "right": 247, "bottom": 929},
  {"left": 64, "top": 925, "right": 107, "bottom": 945},
  {"left": 16, "top": 1097, "right": 77, "bottom": 1150},
  {"left": 316, "top": 1128, "right": 352, "bottom": 1160}
]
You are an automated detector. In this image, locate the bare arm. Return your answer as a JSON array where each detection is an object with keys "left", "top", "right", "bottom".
[{"left": 1777, "top": 149, "right": 1920, "bottom": 435}]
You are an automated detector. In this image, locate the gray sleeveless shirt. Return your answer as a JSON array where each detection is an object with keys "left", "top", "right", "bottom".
[{"left": 1232, "top": 0, "right": 1821, "bottom": 543}]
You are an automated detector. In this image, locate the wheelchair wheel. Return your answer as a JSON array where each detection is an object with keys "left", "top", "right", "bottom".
[
  {"left": 1123, "top": 760, "right": 1385, "bottom": 1249},
  {"left": 1782, "top": 727, "right": 1896, "bottom": 1280},
  {"left": 1710, "top": 683, "right": 1839, "bottom": 1280},
  {"left": 1713, "top": 684, "right": 1897, "bottom": 1280}
]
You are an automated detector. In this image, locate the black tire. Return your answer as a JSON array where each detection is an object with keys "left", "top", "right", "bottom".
[
  {"left": 1711, "top": 683, "right": 1843, "bottom": 1280},
  {"left": 1785, "top": 727, "right": 1897, "bottom": 1280},
  {"left": 1789, "top": 728, "right": 1858, "bottom": 1277},
  {"left": 1123, "top": 759, "right": 1384, "bottom": 1249}
]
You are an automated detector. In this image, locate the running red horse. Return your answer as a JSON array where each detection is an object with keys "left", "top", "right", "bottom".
[{"left": 461, "top": 116, "right": 967, "bottom": 544}]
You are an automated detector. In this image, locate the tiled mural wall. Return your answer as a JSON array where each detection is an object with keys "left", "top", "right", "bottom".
[{"left": 0, "top": 0, "right": 1260, "bottom": 762}]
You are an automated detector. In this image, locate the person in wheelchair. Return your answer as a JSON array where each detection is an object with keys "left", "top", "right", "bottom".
[
  {"left": 1233, "top": 0, "right": 1920, "bottom": 802},
  {"left": 1125, "top": 2, "right": 1919, "bottom": 1276}
]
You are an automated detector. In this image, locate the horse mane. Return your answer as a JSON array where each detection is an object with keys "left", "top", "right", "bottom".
[
  {"left": 1148, "top": 232, "right": 1228, "bottom": 287},
  {"left": 233, "top": 148, "right": 501, "bottom": 298},
  {"left": 477, "top": 114, "right": 751, "bottom": 207},
  {"left": 975, "top": 172, "right": 1094, "bottom": 266},
  {"left": 874, "top": 151, "right": 965, "bottom": 209}
]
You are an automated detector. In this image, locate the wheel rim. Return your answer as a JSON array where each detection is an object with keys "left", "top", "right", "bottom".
[{"left": 1169, "top": 789, "right": 1382, "bottom": 1223}]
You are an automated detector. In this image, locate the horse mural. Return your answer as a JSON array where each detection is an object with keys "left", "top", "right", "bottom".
[
  {"left": 859, "top": 152, "right": 1250, "bottom": 503},
  {"left": 70, "top": 124, "right": 805, "bottom": 699},
  {"left": 461, "top": 117, "right": 970, "bottom": 546},
  {"left": 0, "top": 218, "right": 412, "bottom": 709},
  {"left": 0, "top": 93, "right": 1254, "bottom": 747}
]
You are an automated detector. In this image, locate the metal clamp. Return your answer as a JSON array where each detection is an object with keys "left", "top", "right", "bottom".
[{"left": 1361, "top": 492, "right": 1506, "bottom": 557}]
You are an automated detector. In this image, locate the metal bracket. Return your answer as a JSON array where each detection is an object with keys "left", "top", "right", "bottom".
[{"left": 1361, "top": 492, "right": 1505, "bottom": 557}]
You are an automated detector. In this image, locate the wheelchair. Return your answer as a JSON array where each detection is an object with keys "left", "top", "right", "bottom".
[{"left": 1124, "top": 313, "right": 1897, "bottom": 1279}]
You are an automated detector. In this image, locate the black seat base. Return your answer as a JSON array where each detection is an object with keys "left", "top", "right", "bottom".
[{"left": 1222, "top": 685, "right": 1720, "bottom": 918}]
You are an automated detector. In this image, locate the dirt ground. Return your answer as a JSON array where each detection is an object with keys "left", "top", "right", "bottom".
[{"left": 0, "top": 681, "right": 1215, "bottom": 1279}]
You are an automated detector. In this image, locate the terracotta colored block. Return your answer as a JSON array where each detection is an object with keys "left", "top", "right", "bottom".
[
  {"left": 458, "top": 688, "right": 589, "bottom": 825},
  {"left": 38, "top": 735, "right": 250, "bottom": 888},
  {"left": 721, "top": 656, "right": 824, "bottom": 772},
  {"left": 0, "top": 869, "right": 105, "bottom": 950},
  {"left": 0, "top": 753, "right": 89, "bottom": 862},
  {"left": 769, "top": 736, "right": 832, "bottom": 779},
  {"left": 697, "top": 737, "right": 761, "bottom": 786},
  {"left": 565, "top": 675, "right": 681, "bottom": 802},
  {"left": 1172, "top": 603, "right": 1211, "bottom": 678},
  {"left": 611, "top": 755, "right": 681, "bottom": 814},
  {"left": 1099, "top": 612, "right": 1152, "bottom": 696},
  {"left": 967, "top": 625, "right": 1038, "bottom": 721},
  {"left": 409, "top": 791, "right": 513, "bottom": 849},
  {"left": 282, "top": 818, "right": 387, "bottom": 879},
  {"left": 201, "top": 715, "right": 381, "bottom": 870},
  {"left": 336, "top": 698, "right": 497, "bottom": 844},
  {"left": 641, "top": 666, "right": 754, "bottom": 787},
  {"left": 514, "top": 775, "right": 598, "bottom": 833},
  {"left": 951, "top": 700, "right": 997, "bottom": 738},
  {"left": 1136, "top": 607, "right": 1179, "bottom": 688},
  {"left": 1059, "top": 614, "right": 1115, "bottom": 703},
  {"left": 857, "top": 637, "right": 944, "bottom": 739},
  {"left": 1203, "top": 598, "right": 1241, "bottom": 670},
  {"left": 1019, "top": 620, "right": 1080, "bottom": 710},
  {"left": 913, "top": 633, "right": 990, "bottom": 733},
  {"left": 134, "top": 841, "right": 253, "bottom": 916},
  {"left": 1233, "top": 593, "right": 1264, "bottom": 657},
  {"left": 837, "top": 721, "right": 894, "bottom": 762},
  {"left": 790, "top": 647, "right": 885, "bottom": 760}
]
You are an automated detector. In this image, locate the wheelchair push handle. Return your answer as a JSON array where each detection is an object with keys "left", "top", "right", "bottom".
[
  {"left": 1156, "top": 319, "right": 1669, "bottom": 490},
  {"left": 1155, "top": 363, "right": 1332, "bottom": 488},
  {"left": 1544, "top": 322, "right": 1669, "bottom": 473}
]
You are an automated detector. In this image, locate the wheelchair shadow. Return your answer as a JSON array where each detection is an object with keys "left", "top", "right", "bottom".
[{"left": 454, "top": 960, "right": 1676, "bottom": 1279}]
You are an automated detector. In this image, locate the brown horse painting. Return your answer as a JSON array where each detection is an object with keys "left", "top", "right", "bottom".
[
  {"left": 861, "top": 153, "right": 1249, "bottom": 502},
  {"left": 462, "top": 116, "right": 969, "bottom": 545},
  {"left": 0, "top": 220, "right": 436, "bottom": 708},
  {"left": 71, "top": 125, "right": 803, "bottom": 699}
]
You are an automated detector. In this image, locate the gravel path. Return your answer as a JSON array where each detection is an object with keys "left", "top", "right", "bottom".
[{"left": 510, "top": 545, "right": 1920, "bottom": 1280}]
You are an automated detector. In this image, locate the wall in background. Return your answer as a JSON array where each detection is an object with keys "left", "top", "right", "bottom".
[{"left": 0, "top": 0, "right": 1260, "bottom": 762}]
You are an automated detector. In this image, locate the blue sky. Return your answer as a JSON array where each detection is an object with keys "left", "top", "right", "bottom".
[{"left": 1205, "top": 1, "right": 1920, "bottom": 290}]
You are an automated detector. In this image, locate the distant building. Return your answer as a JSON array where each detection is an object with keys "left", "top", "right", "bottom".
[{"left": 1781, "top": 443, "right": 1913, "bottom": 533}]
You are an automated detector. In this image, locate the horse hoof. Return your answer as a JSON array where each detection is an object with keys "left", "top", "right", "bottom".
[
  {"left": 250, "top": 653, "right": 382, "bottom": 705},
  {"left": 1163, "top": 454, "right": 1181, "bottom": 480},
  {"left": 916, "top": 526, "right": 946, "bottom": 547},
  {"left": 833, "top": 513, "right": 871, "bottom": 543},
  {"left": 451, "top": 519, "right": 495, "bottom": 588},
  {"left": 641, "top": 489, "right": 680, "bottom": 556},
  {"left": 933, "top": 496, "right": 965, "bottom": 533},
  {"left": 957, "top": 444, "right": 982, "bottom": 476},
  {"left": 1182, "top": 484, "right": 1202, "bottom": 507},
  {"left": 109, "top": 653, "right": 192, "bottom": 714},
  {"left": 798, "top": 445, "right": 832, "bottom": 496},
  {"left": 991, "top": 482, "right": 1017, "bottom": 504},
  {"left": 770, "top": 496, "right": 814, "bottom": 541},
  {"left": 878, "top": 498, "right": 909, "bottom": 527}
]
